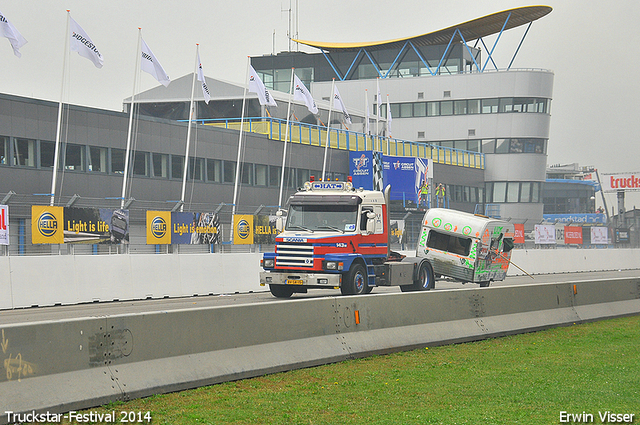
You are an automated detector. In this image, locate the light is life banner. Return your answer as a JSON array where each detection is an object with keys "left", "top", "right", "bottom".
[{"left": 0, "top": 205, "right": 9, "bottom": 245}]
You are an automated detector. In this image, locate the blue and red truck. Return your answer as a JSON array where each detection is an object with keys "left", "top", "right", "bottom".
[{"left": 259, "top": 179, "right": 434, "bottom": 297}]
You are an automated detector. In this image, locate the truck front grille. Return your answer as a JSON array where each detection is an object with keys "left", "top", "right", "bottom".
[{"left": 275, "top": 243, "right": 314, "bottom": 268}]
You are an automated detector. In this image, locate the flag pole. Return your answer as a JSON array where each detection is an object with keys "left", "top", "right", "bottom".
[
  {"left": 376, "top": 77, "right": 380, "bottom": 153},
  {"left": 364, "top": 89, "right": 370, "bottom": 150},
  {"left": 180, "top": 44, "right": 199, "bottom": 212},
  {"left": 278, "top": 68, "right": 295, "bottom": 209},
  {"left": 231, "top": 56, "right": 250, "bottom": 219},
  {"left": 121, "top": 28, "right": 142, "bottom": 209},
  {"left": 321, "top": 78, "right": 335, "bottom": 180},
  {"left": 50, "top": 10, "right": 71, "bottom": 206}
]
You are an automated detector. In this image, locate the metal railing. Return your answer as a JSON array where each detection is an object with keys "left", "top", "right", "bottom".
[{"left": 198, "top": 117, "right": 484, "bottom": 170}]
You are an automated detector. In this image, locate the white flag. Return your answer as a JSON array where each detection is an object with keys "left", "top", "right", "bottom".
[
  {"left": 197, "top": 52, "right": 210, "bottom": 104},
  {"left": 141, "top": 38, "right": 170, "bottom": 87},
  {"left": 69, "top": 16, "right": 103, "bottom": 68},
  {"left": 386, "top": 95, "right": 393, "bottom": 137},
  {"left": 248, "top": 65, "right": 277, "bottom": 107},
  {"left": 0, "top": 9, "right": 27, "bottom": 58},
  {"left": 293, "top": 74, "right": 317, "bottom": 114},
  {"left": 333, "top": 85, "right": 352, "bottom": 124}
]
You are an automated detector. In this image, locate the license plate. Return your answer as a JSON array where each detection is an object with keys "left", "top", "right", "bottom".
[{"left": 286, "top": 279, "right": 304, "bottom": 285}]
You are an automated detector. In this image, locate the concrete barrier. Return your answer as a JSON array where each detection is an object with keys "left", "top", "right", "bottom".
[
  {"left": 1, "top": 277, "right": 638, "bottom": 422},
  {"left": 2, "top": 249, "right": 640, "bottom": 310}
]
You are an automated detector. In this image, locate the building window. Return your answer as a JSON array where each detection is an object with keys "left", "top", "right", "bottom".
[
  {"left": 89, "top": 146, "right": 107, "bottom": 172},
  {"left": 223, "top": 161, "right": 236, "bottom": 183},
  {"left": 495, "top": 139, "right": 510, "bottom": 153},
  {"left": 111, "top": 148, "right": 125, "bottom": 174},
  {"left": 0, "top": 136, "right": 7, "bottom": 165},
  {"left": 40, "top": 140, "right": 55, "bottom": 168},
  {"left": 454, "top": 100, "right": 467, "bottom": 115},
  {"left": 493, "top": 182, "right": 507, "bottom": 203},
  {"left": 499, "top": 98, "right": 514, "bottom": 113},
  {"left": 13, "top": 138, "right": 35, "bottom": 167},
  {"left": 468, "top": 99, "right": 481, "bottom": 114},
  {"left": 64, "top": 144, "right": 85, "bottom": 171},
  {"left": 427, "top": 101, "right": 439, "bottom": 117},
  {"left": 414, "top": 102, "right": 426, "bottom": 117},
  {"left": 206, "top": 158, "right": 222, "bottom": 182},
  {"left": 399, "top": 103, "right": 412, "bottom": 118},
  {"left": 241, "top": 162, "right": 253, "bottom": 185},
  {"left": 440, "top": 101, "right": 453, "bottom": 116},
  {"left": 417, "top": 131, "right": 425, "bottom": 139},
  {"left": 152, "top": 153, "right": 168, "bottom": 178},
  {"left": 255, "top": 164, "right": 268, "bottom": 186},
  {"left": 269, "top": 165, "right": 281, "bottom": 187},
  {"left": 482, "top": 99, "right": 499, "bottom": 114},
  {"left": 507, "top": 182, "right": 520, "bottom": 203},
  {"left": 297, "top": 168, "right": 310, "bottom": 188},
  {"left": 188, "top": 157, "right": 204, "bottom": 181},
  {"left": 133, "top": 151, "right": 148, "bottom": 176},
  {"left": 520, "top": 182, "right": 531, "bottom": 203},
  {"left": 171, "top": 155, "right": 184, "bottom": 179}
]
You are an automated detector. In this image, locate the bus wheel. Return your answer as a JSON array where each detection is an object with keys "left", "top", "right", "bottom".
[
  {"left": 413, "top": 261, "right": 435, "bottom": 291},
  {"left": 270, "top": 284, "right": 294, "bottom": 298},
  {"left": 342, "top": 264, "right": 367, "bottom": 295}
]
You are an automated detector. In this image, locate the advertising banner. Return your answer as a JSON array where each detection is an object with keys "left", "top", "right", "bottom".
[
  {"left": 31, "top": 206, "right": 64, "bottom": 244},
  {"left": 254, "top": 215, "right": 278, "bottom": 245},
  {"left": 543, "top": 213, "right": 606, "bottom": 225},
  {"left": 383, "top": 155, "right": 432, "bottom": 203},
  {"left": 171, "top": 212, "right": 221, "bottom": 245},
  {"left": 233, "top": 214, "right": 254, "bottom": 245},
  {"left": 601, "top": 172, "right": 640, "bottom": 192},
  {"left": 590, "top": 227, "right": 609, "bottom": 244},
  {"left": 146, "top": 211, "right": 171, "bottom": 244},
  {"left": 534, "top": 224, "right": 555, "bottom": 244},
  {"left": 554, "top": 224, "right": 565, "bottom": 245},
  {"left": 349, "top": 151, "right": 375, "bottom": 190},
  {"left": 389, "top": 219, "right": 405, "bottom": 245},
  {"left": 0, "top": 205, "right": 8, "bottom": 245},
  {"left": 564, "top": 226, "right": 583, "bottom": 245},
  {"left": 513, "top": 223, "right": 525, "bottom": 244},
  {"left": 64, "top": 207, "right": 129, "bottom": 244}
]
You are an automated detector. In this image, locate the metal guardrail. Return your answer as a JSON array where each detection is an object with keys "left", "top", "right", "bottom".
[{"left": 199, "top": 117, "right": 484, "bottom": 170}]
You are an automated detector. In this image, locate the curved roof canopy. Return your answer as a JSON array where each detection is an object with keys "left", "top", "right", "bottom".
[{"left": 292, "top": 6, "right": 552, "bottom": 52}]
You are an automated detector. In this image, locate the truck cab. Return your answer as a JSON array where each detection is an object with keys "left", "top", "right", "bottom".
[{"left": 260, "top": 180, "right": 391, "bottom": 297}]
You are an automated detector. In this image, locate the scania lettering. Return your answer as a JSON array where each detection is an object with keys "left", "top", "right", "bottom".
[{"left": 260, "top": 181, "right": 515, "bottom": 297}]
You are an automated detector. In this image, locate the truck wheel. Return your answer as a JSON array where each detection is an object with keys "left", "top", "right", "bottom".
[
  {"left": 269, "top": 284, "right": 294, "bottom": 298},
  {"left": 341, "top": 264, "right": 367, "bottom": 296},
  {"left": 414, "top": 261, "right": 435, "bottom": 291},
  {"left": 479, "top": 281, "right": 491, "bottom": 288}
]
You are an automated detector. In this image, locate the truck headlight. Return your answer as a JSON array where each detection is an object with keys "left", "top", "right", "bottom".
[
  {"left": 263, "top": 259, "right": 275, "bottom": 268},
  {"left": 324, "top": 261, "right": 343, "bottom": 271}
]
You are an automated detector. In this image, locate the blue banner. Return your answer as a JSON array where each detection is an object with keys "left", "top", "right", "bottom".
[{"left": 543, "top": 213, "right": 607, "bottom": 225}]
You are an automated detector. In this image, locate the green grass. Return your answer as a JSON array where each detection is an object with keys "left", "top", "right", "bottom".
[{"left": 62, "top": 316, "right": 640, "bottom": 425}]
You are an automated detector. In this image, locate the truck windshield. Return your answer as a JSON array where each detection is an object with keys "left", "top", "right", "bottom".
[{"left": 286, "top": 204, "right": 358, "bottom": 233}]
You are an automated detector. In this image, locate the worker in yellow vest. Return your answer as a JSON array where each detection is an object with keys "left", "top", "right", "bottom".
[{"left": 435, "top": 183, "right": 446, "bottom": 208}]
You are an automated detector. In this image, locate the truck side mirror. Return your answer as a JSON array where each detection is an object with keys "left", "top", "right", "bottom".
[
  {"left": 503, "top": 238, "right": 514, "bottom": 253},
  {"left": 365, "top": 211, "right": 376, "bottom": 234},
  {"left": 275, "top": 209, "right": 285, "bottom": 233}
]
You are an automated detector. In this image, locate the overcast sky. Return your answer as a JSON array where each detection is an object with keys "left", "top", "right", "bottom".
[{"left": 2, "top": 0, "right": 639, "bottom": 209}]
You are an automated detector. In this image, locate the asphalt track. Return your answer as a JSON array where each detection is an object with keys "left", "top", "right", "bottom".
[{"left": 1, "top": 269, "right": 638, "bottom": 326}]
